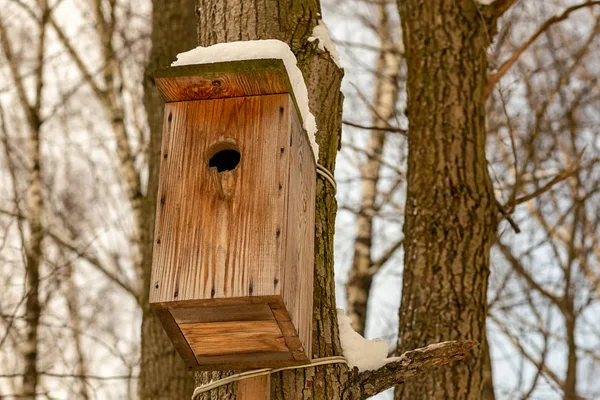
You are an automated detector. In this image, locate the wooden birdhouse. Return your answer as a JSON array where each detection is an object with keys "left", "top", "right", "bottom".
[{"left": 149, "top": 59, "right": 316, "bottom": 371}]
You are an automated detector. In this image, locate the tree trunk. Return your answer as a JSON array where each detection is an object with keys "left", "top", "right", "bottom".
[
  {"left": 21, "top": 118, "right": 43, "bottom": 400},
  {"left": 65, "top": 259, "right": 91, "bottom": 400},
  {"left": 138, "top": 1, "right": 197, "bottom": 398},
  {"left": 0, "top": 7, "right": 47, "bottom": 398},
  {"left": 395, "top": 1, "right": 498, "bottom": 399},
  {"left": 193, "top": 0, "right": 346, "bottom": 397}
]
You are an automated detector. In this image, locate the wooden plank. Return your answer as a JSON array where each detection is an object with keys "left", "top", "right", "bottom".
[
  {"left": 150, "top": 94, "right": 292, "bottom": 304},
  {"left": 156, "top": 296, "right": 313, "bottom": 367},
  {"left": 170, "top": 303, "right": 274, "bottom": 324},
  {"left": 153, "top": 309, "right": 199, "bottom": 369},
  {"left": 193, "top": 352, "right": 300, "bottom": 371},
  {"left": 188, "top": 336, "right": 288, "bottom": 356},
  {"left": 180, "top": 320, "right": 287, "bottom": 356},
  {"left": 153, "top": 60, "right": 315, "bottom": 165},
  {"left": 151, "top": 295, "right": 277, "bottom": 310},
  {"left": 268, "top": 299, "right": 309, "bottom": 362},
  {"left": 180, "top": 320, "right": 282, "bottom": 337},
  {"left": 238, "top": 376, "right": 271, "bottom": 400},
  {"left": 280, "top": 95, "right": 316, "bottom": 362},
  {"left": 154, "top": 59, "right": 292, "bottom": 103}
]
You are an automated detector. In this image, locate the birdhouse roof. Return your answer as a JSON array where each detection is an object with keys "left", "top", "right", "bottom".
[
  {"left": 154, "top": 59, "right": 318, "bottom": 160},
  {"left": 154, "top": 40, "right": 320, "bottom": 159},
  {"left": 154, "top": 58, "right": 293, "bottom": 103}
]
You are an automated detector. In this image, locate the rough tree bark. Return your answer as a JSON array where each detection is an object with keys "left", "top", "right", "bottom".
[
  {"left": 394, "top": 1, "right": 499, "bottom": 399},
  {"left": 138, "top": 1, "right": 198, "bottom": 398},
  {"left": 345, "top": 1, "right": 403, "bottom": 337}
]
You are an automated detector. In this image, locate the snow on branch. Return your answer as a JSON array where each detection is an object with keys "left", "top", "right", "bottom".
[
  {"left": 338, "top": 310, "right": 478, "bottom": 397},
  {"left": 355, "top": 340, "right": 478, "bottom": 398},
  {"left": 308, "top": 20, "right": 341, "bottom": 67},
  {"left": 337, "top": 310, "right": 390, "bottom": 371}
]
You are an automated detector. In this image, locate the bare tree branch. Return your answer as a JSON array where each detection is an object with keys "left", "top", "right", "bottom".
[
  {"left": 505, "top": 149, "right": 584, "bottom": 209},
  {"left": 486, "top": 1, "right": 600, "bottom": 97},
  {"left": 355, "top": 340, "right": 478, "bottom": 399},
  {"left": 368, "top": 239, "right": 403, "bottom": 275},
  {"left": 343, "top": 120, "right": 408, "bottom": 136},
  {"left": 497, "top": 241, "right": 562, "bottom": 307}
]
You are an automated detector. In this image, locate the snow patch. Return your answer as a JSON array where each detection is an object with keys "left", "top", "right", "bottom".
[
  {"left": 337, "top": 309, "right": 391, "bottom": 372},
  {"left": 171, "top": 40, "right": 319, "bottom": 159},
  {"left": 308, "top": 20, "right": 341, "bottom": 67}
]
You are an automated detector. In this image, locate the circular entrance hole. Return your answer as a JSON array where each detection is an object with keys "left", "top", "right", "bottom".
[{"left": 208, "top": 147, "right": 241, "bottom": 172}]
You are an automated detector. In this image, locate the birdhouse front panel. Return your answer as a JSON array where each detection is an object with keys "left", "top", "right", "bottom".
[
  {"left": 149, "top": 64, "right": 315, "bottom": 371},
  {"left": 152, "top": 95, "right": 290, "bottom": 302}
]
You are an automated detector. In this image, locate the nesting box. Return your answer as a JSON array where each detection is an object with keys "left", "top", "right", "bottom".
[{"left": 149, "top": 59, "right": 316, "bottom": 370}]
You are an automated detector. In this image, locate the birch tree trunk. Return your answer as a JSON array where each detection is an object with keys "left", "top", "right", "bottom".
[
  {"left": 345, "top": 1, "right": 403, "bottom": 337},
  {"left": 64, "top": 259, "right": 92, "bottom": 400},
  {"left": 0, "top": 4, "right": 48, "bottom": 397},
  {"left": 395, "top": 1, "right": 498, "bottom": 399},
  {"left": 20, "top": 103, "right": 43, "bottom": 400},
  {"left": 138, "top": 1, "right": 197, "bottom": 398}
]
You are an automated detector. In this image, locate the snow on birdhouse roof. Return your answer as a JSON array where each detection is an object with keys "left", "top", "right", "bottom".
[
  {"left": 337, "top": 309, "right": 391, "bottom": 372},
  {"left": 171, "top": 40, "right": 319, "bottom": 159}
]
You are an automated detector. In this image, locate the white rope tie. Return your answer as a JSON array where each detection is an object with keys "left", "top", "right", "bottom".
[
  {"left": 191, "top": 356, "right": 347, "bottom": 399},
  {"left": 316, "top": 163, "right": 336, "bottom": 193}
]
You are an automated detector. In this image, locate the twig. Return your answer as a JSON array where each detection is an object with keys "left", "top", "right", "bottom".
[
  {"left": 498, "top": 206, "right": 521, "bottom": 234},
  {"left": 505, "top": 149, "right": 585, "bottom": 209},
  {"left": 368, "top": 239, "right": 404, "bottom": 275},
  {"left": 497, "top": 88, "right": 519, "bottom": 210},
  {"left": 486, "top": 1, "right": 600, "bottom": 97},
  {"left": 0, "top": 372, "right": 136, "bottom": 381},
  {"left": 497, "top": 241, "right": 562, "bottom": 307},
  {"left": 343, "top": 120, "right": 408, "bottom": 135}
]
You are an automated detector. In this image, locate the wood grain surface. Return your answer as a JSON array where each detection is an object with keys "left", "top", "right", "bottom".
[
  {"left": 151, "top": 94, "right": 290, "bottom": 302},
  {"left": 238, "top": 375, "right": 271, "bottom": 400},
  {"left": 149, "top": 92, "right": 315, "bottom": 368},
  {"left": 154, "top": 59, "right": 291, "bottom": 103},
  {"left": 170, "top": 303, "right": 274, "bottom": 324},
  {"left": 180, "top": 320, "right": 287, "bottom": 356}
]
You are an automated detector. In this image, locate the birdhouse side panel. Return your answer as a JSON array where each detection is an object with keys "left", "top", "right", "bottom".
[
  {"left": 281, "top": 97, "right": 316, "bottom": 360},
  {"left": 150, "top": 95, "right": 292, "bottom": 305},
  {"left": 154, "top": 60, "right": 292, "bottom": 102}
]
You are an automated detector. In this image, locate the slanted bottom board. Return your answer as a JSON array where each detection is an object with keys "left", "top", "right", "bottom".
[
  {"left": 180, "top": 320, "right": 288, "bottom": 356},
  {"left": 152, "top": 296, "right": 310, "bottom": 370}
]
